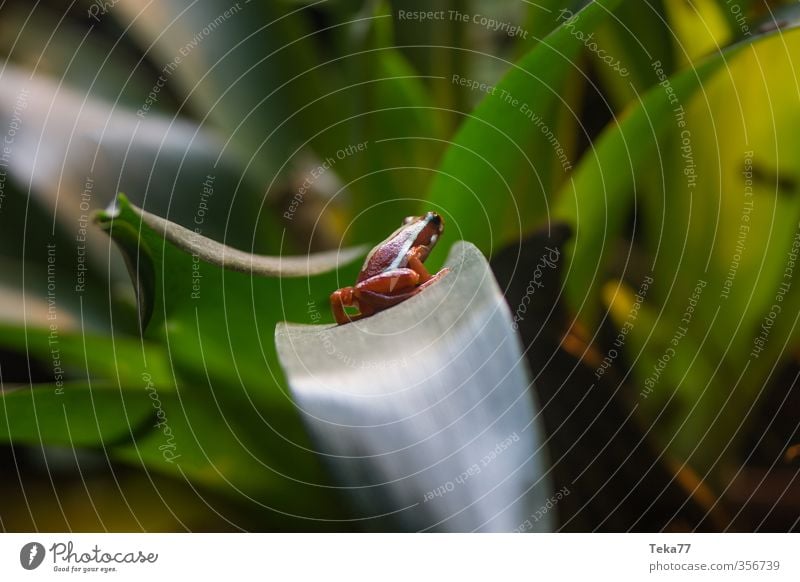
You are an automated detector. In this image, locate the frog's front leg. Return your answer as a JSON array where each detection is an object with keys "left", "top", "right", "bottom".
[
  {"left": 406, "top": 245, "right": 433, "bottom": 282},
  {"left": 407, "top": 244, "right": 452, "bottom": 287}
]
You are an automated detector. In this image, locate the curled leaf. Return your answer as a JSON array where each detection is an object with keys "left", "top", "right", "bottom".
[
  {"left": 276, "top": 242, "right": 552, "bottom": 532},
  {"left": 94, "top": 194, "right": 368, "bottom": 332},
  {"left": 98, "top": 194, "right": 367, "bottom": 278}
]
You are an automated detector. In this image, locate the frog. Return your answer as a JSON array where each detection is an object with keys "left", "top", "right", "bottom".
[{"left": 330, "top": 212, "right": 450, "bottom": 325}]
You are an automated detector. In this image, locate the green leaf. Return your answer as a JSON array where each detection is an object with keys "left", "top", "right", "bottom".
[
  {"left": 94, "top": 194, "right": 366, "bottom": 329},
  {"left": 321, "top": 0, "right": 446, "bottom": 241},
  {"left": 93, "top": 192, "right": 363, "bottom": 515},
  {"left": 562, "top": 25, "right": 800, "bottom": 477},
  {"left": 553, "top": 26, "right": 798, "bottom": 322},
  {"left": 554, "top": 59, "right": 718, "bottom": 321},
  {"left": 602, "top": 280, "right": 724, "bottom": 471},
  {"left": 392, "top": 0, "right": 467, "bottom": 125},
  {"left": 423, "top": 0, "right": 623, "bottom": 258},
  {"left": 518, "top": 0, "right": 587, "bottom": 55},
  {"left": 717, "top": 0, "right": 757, "bottom": 41},
  {"left": 664, "top": 0, "right": 732, "bottom": 64},
  {"left": 112, "top": 381, "right": 346, "bottom": 520},
  {"left": 110, "top": 0, "right": 349, "bottom": 190},
  {"left": 0, "top": 323, "right": 175, "bottom": 391},
  {"left": 592, "top": 0, "right": 676, "bottom": 110},
  {"left": 100, "top": 195, "right": 367, "bottom": 277},
  {"left": 634, "top": 31, "right": 800, "bottom": 476},
  {"left": 0, "top": 383, "right": 153, "bottom": 447},
  {"left": 0, "top": 179, "right": 148, "bottom": 338}
]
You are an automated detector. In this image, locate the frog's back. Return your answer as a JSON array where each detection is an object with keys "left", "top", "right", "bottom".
[
  {"left": 357, "top": 228, "right": 411, "bottom": 281},
  {"left": 355, "top": 214, "right": 440, "bottom": 282}
]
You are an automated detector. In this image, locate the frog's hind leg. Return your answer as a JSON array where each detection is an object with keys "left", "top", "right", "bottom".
[
  {"left": 416, "top": 267, "right": 451, "bottom": 290},
  {"left": 357, "top": 267, "right": 451, "bottom": 311},
  {"left": 330, "top": 286, "right": 366, "bottom": 325},
  {"left": 355, "top": 268, "right": 419, "bottom": 294}
]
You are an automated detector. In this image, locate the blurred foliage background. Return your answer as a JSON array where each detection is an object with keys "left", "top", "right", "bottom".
[{"left": 0, "top": 0, "right": 798, "bottom": 531}]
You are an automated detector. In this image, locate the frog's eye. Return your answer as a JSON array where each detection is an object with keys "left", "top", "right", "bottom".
[{"left": 402, "top": 215, "right": 417, "bottom": 225}]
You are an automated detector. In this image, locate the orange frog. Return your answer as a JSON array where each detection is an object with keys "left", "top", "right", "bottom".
[{"left": 330, "top": 212, "right": 450, "bottom": 325}]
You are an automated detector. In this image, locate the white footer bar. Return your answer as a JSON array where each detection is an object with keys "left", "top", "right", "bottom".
[{"left": 1, "top": 533, "right": 796, "bottom": 580}]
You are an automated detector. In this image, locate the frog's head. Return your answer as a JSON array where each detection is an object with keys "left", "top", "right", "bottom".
[{"left": 403, "top": 211, "right": 444, "bottom": 248}]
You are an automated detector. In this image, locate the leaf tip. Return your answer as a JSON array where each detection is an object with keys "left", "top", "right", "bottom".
[{"left": 93, "top": 193, "right": 130, "bottom": 227}]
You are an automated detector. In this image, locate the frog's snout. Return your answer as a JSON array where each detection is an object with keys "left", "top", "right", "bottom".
[{"left": 427, "top": 212, "right": 444, "bottom": 233}]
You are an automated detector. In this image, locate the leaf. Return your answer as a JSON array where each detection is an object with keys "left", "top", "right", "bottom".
[
  {"left": 0, "top": 383, "right": 154, "bottom": 448},
  {"left": 111, "top": 381, "right": 347, "bottom": 520},
  {"left": 0, "top": 323, "right": 175, "bottom": 391},
  {"left": 275, "top": 242, "right": 552, "bottom": 532},
  {"left": 0, "top": 57, "right": 275, "bottom": 336},
  {"left": 553, "top": 25, "right": 799, "bottom": 323},
  {"left": 0, "top": 65, "right": 260, "bottom": 260},
  {"left": 592, "top": 0, "right": 676, "bottom": 110},
  {"left": 110, "top": 1, "right": 447, "bottom": 245},
  {"left": 423, "top": 0, "right": 624, "bottom": 258},
  {"left": 631, "top": 31, "right": 800, "bottom": 475},
  {"left": 559, "top": 25, "right": 800, "bottom": 477},
  {"left": 91, "top": 191, "right": 364, "bottom": 516},
  {"left": 490, "top": 228, "right": 725, "bottom": 531},
  {"left": 602, "top": 280, "right": 722, "bottom": 466},
  {"left": 663, "top": 0, "right": 732, "bottom": 64},
  {"left": 669, "top": 23, "right": 800, "bottom": 365},
  {"left": 392, "top": 0, "right": 467, "bottom": 125},
  {"left": 110, "top": 0, "right": 350, "bottom": 190},
  {"left": 717, "top": 0, "right": 759, "bottom": 40},
  {"left": 622, "top": 27, "right": 800, "bottom": 364},
  {"left": 0, "top": 379, "right": 332, "bottom": 519},
  {"left": 0, "top": 176, "right": 117, "bottom": 328},
  {"left": 99, "top": 195, "right": 368, "bottom": 278},
  {"left": 314, "top": 0, "right": 447, "bottom": 241},
  {"left": 0, "top": 3, "right": 164, "bottom": 111},
  {"left": 518, "top": 0, "right": 588, "bottom": 55},
  {"left": 94, "top": 194, "right": 366, "bottom": 329}
]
